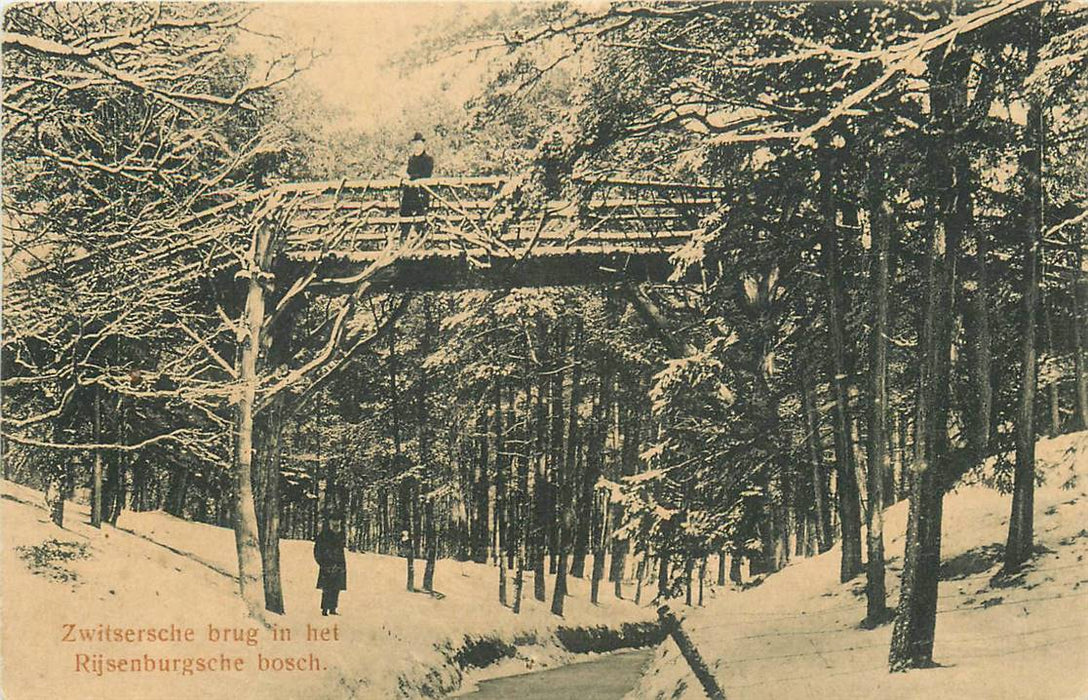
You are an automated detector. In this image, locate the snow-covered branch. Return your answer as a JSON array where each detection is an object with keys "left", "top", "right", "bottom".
[{"left": 2, "top": 427, "right": 208, "bottom": 452}]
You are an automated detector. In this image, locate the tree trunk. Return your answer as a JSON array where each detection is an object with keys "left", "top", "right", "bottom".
[
  {"left": 253, "top": 395, "right": 286, "bottom": 614},
  {"left": 889, "top": 45, "right": 969, "bottom": 669},
  {"left": 551, "top": 551, "right": 568, "bottom": 616},
  {"left": 423, "top": 497, "right": 437, "bottom": 592},
  {"left": 546, "top": 324, "right": 567, "bottom": 575},
  {"left": 533, "top": 516, "right": 547, "bottom": 602},
  {"left": 165, "top": 466, "right": 189, "bottom": 517},
  {"left": 801, "top": 366, "right": 832, "bottom": 552},
  {"left": 698, "top": 556, "right": 707, "bottom": 606},
  {"left": 129, "top": 459, "right": 147, "bottom": 512},
  {"left": 513, "top": 527, "right": 525, "bottom": 613},
  {"left": 794, "top": 498, "right": 808, "bottom": 558},
  {"left": 472, "top": 401, "right": 490, "bottom": 565},
  {"left": 863, "top": 158, "right": 891, "bottom": 626},
  {"left": 505, "top": 388, "right": 518, "bottom": 572},
  {"left": 233, "top": 229, "right": 272, "bottom": 619},
  {"left": 46, "top": 461, "right": 67, "bottom": 527},
  {"left": 512, "top": 384, "right": 530, "bottom": 612},
  {"left": 378, "top": 487, "right": 390, "bottom": 555},
  {"left": 389, "top": 320, "right": 417, "bottom": 589},
  {"left": 1072, "top": 233, "right": 1088, "bottom": 430},
  {"left": 819, "top": 157, "right": 864, "bottom": 582},
  {"left": 550, "top": 321, "right": 573, "bottom": 617},
  {"left": 104, "top": 453, "right": 124, "bottom": 526},
  {"left": 251, "top": 293, "right": 304, "bottom": 615},
  {"left": 499, "top": 545, "right": 508, "bottom": 606},
  {"left": 612, "top": 538, "right": 627, "bottom": 599},
  {"left": 567, "top": 324, "right": 588, "bottom": 579},
  {"left": 805, "top": 513, "right": 819, "bottom": 556},
  {"left": 404, "top": 484, "right": 416, "bottom": 592},
  {"left": 657, "top": 538, "right": 671, "bottom": 600},
  {"left": 610, "top": 378, "right": 634, "bottom": 600},
  {"left": 889, "top": 412, "right": 903, "bottom": 504},
  {"left": 888, "top": 212, "right": 950, "bottom": 671},
  {"left": 683, "top": 555, "right": 694, "bottom": 606},
  {"left": 898, "top": 415, "right": 911, "bottom": 502},
  {"left": 590, "top": 546, "right": 604, "bottom": 604},
  {"left": 1044, "top": 299, "right": 1061, "bottom": 437},
  {"left": 494, "top": 377, "right": 508, "bottom": 605},
  {"left": 775, "top": 496, "right": 791, "bottom": 568},
  {"left": 104, "top": 394, "right": 127, "bottom": 526},
  {"left": 1006, "top": 65, "right": 1044, "bottom": 572},
  {"left": 420, "top": 296, "right": 437, "bottom": 594},
  {"left": 532, "top": 323, "right": 549, "bottom": 602},
  {"left": 818, "top": 150, "right": 863, "bottom": 582},
  {"left": 969, "top": 219, "right": 993, "bottom": 462},
  {"left": 91, "top": 387, "right": 103, "bottom": 528}
]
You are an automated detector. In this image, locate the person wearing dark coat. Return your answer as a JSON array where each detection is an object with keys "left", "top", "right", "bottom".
[
  {"left": 537, "top": 129, "right": 571, "bottom": 201},
  {"left": 314, "top": 514, "right": 347, "bottom": 616},
  {"left": 399, "top": 132, "right": 434, "bottom": 241}
]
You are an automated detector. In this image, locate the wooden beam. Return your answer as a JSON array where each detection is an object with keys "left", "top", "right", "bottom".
[
  {"left": 573, "top": 176, "right": 731, "bottom": 192},
  {"left": 285, "top": 229, "right": 698, "bottom": 248},
  {"left": 276, "top": 174, "right": 727, "bottom": 196},
  {"left": 276, "top": 175, "right": 505, "bottom": 194},
  {"left": 282, "top": 245, "right": 695, "bottom": 292},
  {"left": 292, "top": 197, "right": 719, "bottom": 214}
]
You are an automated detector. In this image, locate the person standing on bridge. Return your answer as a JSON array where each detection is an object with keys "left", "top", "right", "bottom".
[
  {"left": 537, "top": 129, "right": 571, "bottom": 202},
  {"left": 399, "top": 131, "right": 434, "bottom": 241},
  {"left": 314, "top": 512, "right": 347, "bottom": 616}
]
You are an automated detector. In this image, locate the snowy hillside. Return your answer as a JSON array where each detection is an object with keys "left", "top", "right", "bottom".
[
  {"left": 0, "top": 481, "right": 651, "bottom": 699},
  {"left": 630, "top": 431, "right": 1088, "bottom": 700}
]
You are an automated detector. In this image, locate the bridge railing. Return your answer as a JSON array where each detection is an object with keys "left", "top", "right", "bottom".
[{"left": 276, "top": 175, "right": 727, "bottom": 258}]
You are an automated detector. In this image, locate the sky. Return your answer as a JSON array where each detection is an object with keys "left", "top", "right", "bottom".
[{"left": 237, "top": 2, "right": 522, "bottom": 137}]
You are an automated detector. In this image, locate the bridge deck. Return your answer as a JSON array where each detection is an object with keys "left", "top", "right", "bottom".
[{"left": 273, "top": 175, "right": 719, "bottom": 288}]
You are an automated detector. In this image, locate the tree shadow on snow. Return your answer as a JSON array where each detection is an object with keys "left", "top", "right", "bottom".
[
  {"left": 939, "top": 543, "right": 1004, "bottom": 581},
  {"left": 411, "top": 588, "right": 446, "bottom": 600}
]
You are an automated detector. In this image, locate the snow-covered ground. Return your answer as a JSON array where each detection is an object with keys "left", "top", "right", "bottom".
[
  {"left": 630, "top": 431, "right": 1088, "bottom": 700},
  {"left": 0, "top": 480, "right": 651, "bottom": 699},
  {"left": 3, "top": 432, "right": 1085, "bottom": 699}
]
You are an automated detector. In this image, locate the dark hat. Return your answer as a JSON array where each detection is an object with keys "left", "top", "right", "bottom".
[{"left": 411, "top": 132, "right": 425, "bottom": 142}]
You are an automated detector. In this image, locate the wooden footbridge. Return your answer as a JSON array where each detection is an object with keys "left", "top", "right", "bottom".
[
  {"left": 265, "top": 174, "right": 724, "bottom": 291},
  {"left": 6, "top": 174, "right": 723, "bottom": 304}
]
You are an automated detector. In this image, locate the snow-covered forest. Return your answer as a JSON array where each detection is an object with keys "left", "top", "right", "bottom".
[{"left": 2, "top": 1, "right": 1087, "bottom": 698}]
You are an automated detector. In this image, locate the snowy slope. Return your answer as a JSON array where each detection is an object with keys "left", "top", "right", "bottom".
[
  {"left": 0, "top": 480, "right": 651, "bottom": 700},
  {"left": 629, "top": 431, "right": 1088, "bottom": 700}
]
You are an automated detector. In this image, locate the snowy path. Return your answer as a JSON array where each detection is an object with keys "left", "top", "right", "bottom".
[{"left": 628, "top": 431, "right": 1088, "bottom": 700}]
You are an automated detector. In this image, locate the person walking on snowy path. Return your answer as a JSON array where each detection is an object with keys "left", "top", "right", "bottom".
[{"left": 314, "top": 513, "right": 347, "bottom": 616}]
